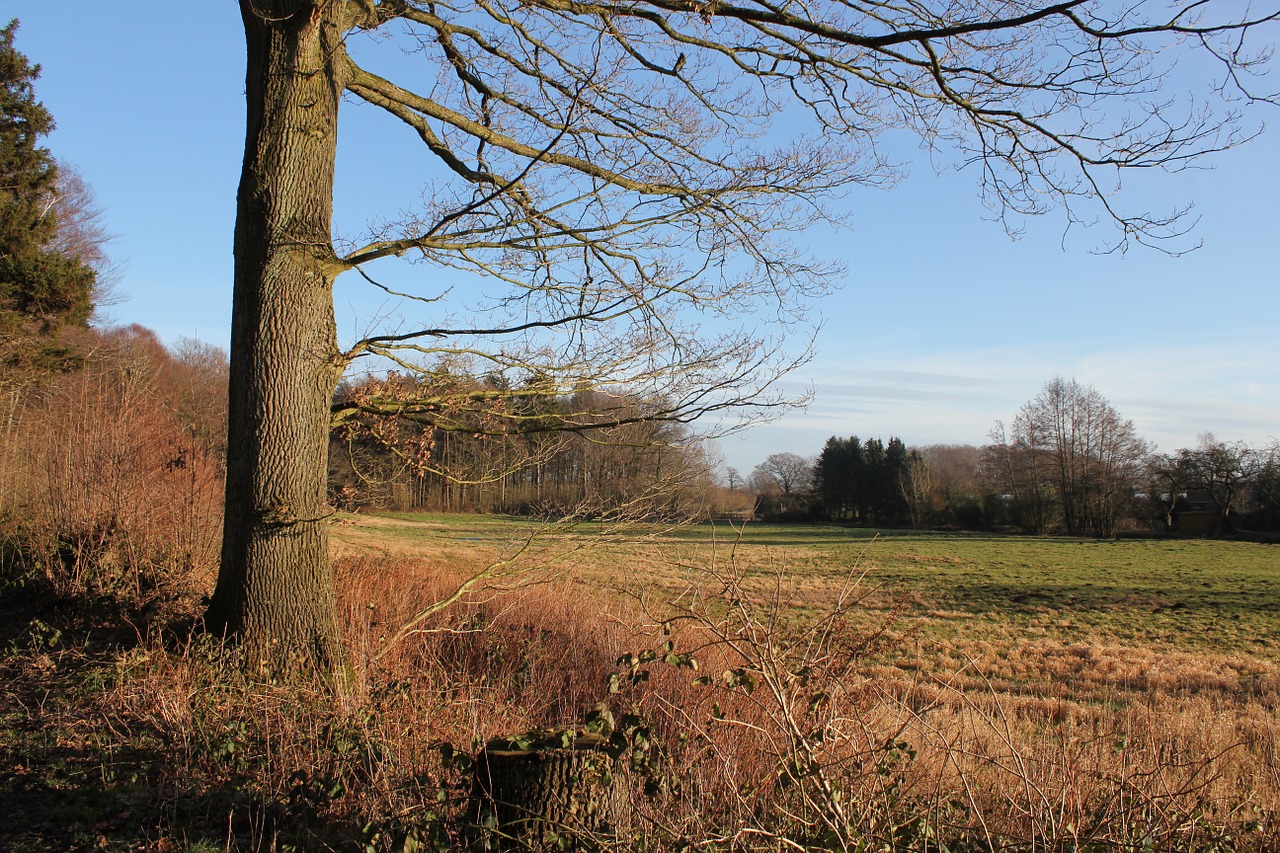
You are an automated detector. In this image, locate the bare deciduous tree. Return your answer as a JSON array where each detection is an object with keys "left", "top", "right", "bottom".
[
  {"left": 998, "top": 378, "right": 1150, "bottom": 537},
  {"left": 1159, "top": 434, "right": 1265, "bottom": 533},
  {"left": 898, "top": 452, "right": 933, "bottom": 530},
  {"left": 752, "top": 452, "right": 814, "bottom": 515},
  {"left": 46, "top": 163, "right": 123, "bottom": 316},
  {"left": 987, "top": 419, "right": 1058, "bottom": 534},
  {"left": 915, "top": 444, "right": 988, "bottom": 527},
  {"left": 210, "top": 0, "right": 1280, "bottom": 668}
]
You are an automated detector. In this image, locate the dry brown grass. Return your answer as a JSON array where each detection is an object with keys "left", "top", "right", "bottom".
[
  {"left": 7, "top": 508, "right": 1279, "bottom": 850},
  {"left": 849, "top": 670, "right": 1280, "bottom": 848},
  {"left": 290, "top": 514, "right": 1280, "bottom": 849}
]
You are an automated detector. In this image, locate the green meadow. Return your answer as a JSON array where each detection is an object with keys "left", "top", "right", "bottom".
[{"left": 331, "top": 513, "right": 1280, "bottom": 660}]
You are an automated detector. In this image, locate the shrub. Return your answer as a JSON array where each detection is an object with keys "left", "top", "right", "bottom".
[{"left": 0, "top": 325, "right": 224, "bottom": 610}]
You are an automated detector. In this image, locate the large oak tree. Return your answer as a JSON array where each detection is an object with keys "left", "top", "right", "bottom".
[{"left": 209, "top": 0, "right": 1277, "bottom": 668}]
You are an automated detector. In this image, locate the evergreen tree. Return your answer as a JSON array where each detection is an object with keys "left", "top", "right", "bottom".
[
  {"left": 816, "top": 434, "right": 915, "bottom": 524},
  {"left": 815, "top": 436, "right": 862, "bottom": 521},
  {"left": 860, "top": 438, "right": 885, "bottom": 521},
  {"left": 0, "top": 20, "right": 94, "bottom": 339},
  {"left": 882, "top": 437, "right": 912, "bottom": 523}
]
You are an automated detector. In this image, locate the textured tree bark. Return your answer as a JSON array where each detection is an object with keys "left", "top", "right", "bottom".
[
  {"left": 472, "top": 733, "right": 629, "bottom": 849},
  {"left": 206, "top": 0, "right": 347, "bottom": 671}
]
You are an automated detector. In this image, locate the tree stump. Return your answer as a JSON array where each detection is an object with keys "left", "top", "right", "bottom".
[{"left": 470, "top": 731, "right": 629, "bottom": 850}]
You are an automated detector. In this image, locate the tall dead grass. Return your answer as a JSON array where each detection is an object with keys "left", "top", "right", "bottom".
[
  {"left": 94, "top": 548, "right": 1280, "bottom": 851},
  {"left": 100, "top": 556, "right": 648, "bottom": 850},
  {"left": 337, "top": 554, "right": 633, "bottom": 739}
]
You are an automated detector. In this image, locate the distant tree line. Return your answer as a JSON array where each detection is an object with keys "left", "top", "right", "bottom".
[
  {"left": 739, "top": 377, "right": 1280, "bottom": 536},
  {"left": 747, "top": 438, "right": 927, "bottom": 526},
  {"left": 328, "top": 369, "right": 747, "bottom": 519}
]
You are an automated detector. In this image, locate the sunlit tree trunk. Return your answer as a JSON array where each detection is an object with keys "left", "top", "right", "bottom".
[{"left": 206, "top": 1, "right": 347, "bottom": 670}]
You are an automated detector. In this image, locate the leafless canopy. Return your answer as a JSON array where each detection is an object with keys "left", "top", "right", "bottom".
[{"left": 313, "top": 0, "right": 1275, "bottom": 430}]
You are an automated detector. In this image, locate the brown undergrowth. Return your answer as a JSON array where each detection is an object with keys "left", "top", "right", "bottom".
[{"left": 4, "top": 543, "right": 1280, "bottom": 851}]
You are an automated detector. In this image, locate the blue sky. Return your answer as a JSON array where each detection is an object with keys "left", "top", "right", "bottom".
[{"left": 8, "top": 3, "right": 1279, "bottom": 476}]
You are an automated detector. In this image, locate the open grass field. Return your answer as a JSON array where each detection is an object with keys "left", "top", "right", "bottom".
[
  {"left": 330, "top": 511, "right": 1280, "bottom": 662},
  {"left": 330, "top": 513, "right": 1280, "bottom": 762}
]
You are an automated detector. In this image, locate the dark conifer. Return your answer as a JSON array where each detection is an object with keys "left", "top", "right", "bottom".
[{"left": 0, "top": 20, "right": 94, "bottom": 336}]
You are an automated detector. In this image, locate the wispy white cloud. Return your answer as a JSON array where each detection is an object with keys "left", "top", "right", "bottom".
[{"left": 723, "top": 329, "right": 1279, "bottom": 472}]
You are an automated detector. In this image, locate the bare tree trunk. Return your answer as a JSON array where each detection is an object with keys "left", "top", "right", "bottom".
[{"left": 206, "top": 0, "right": 346, "bottom": 671}]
